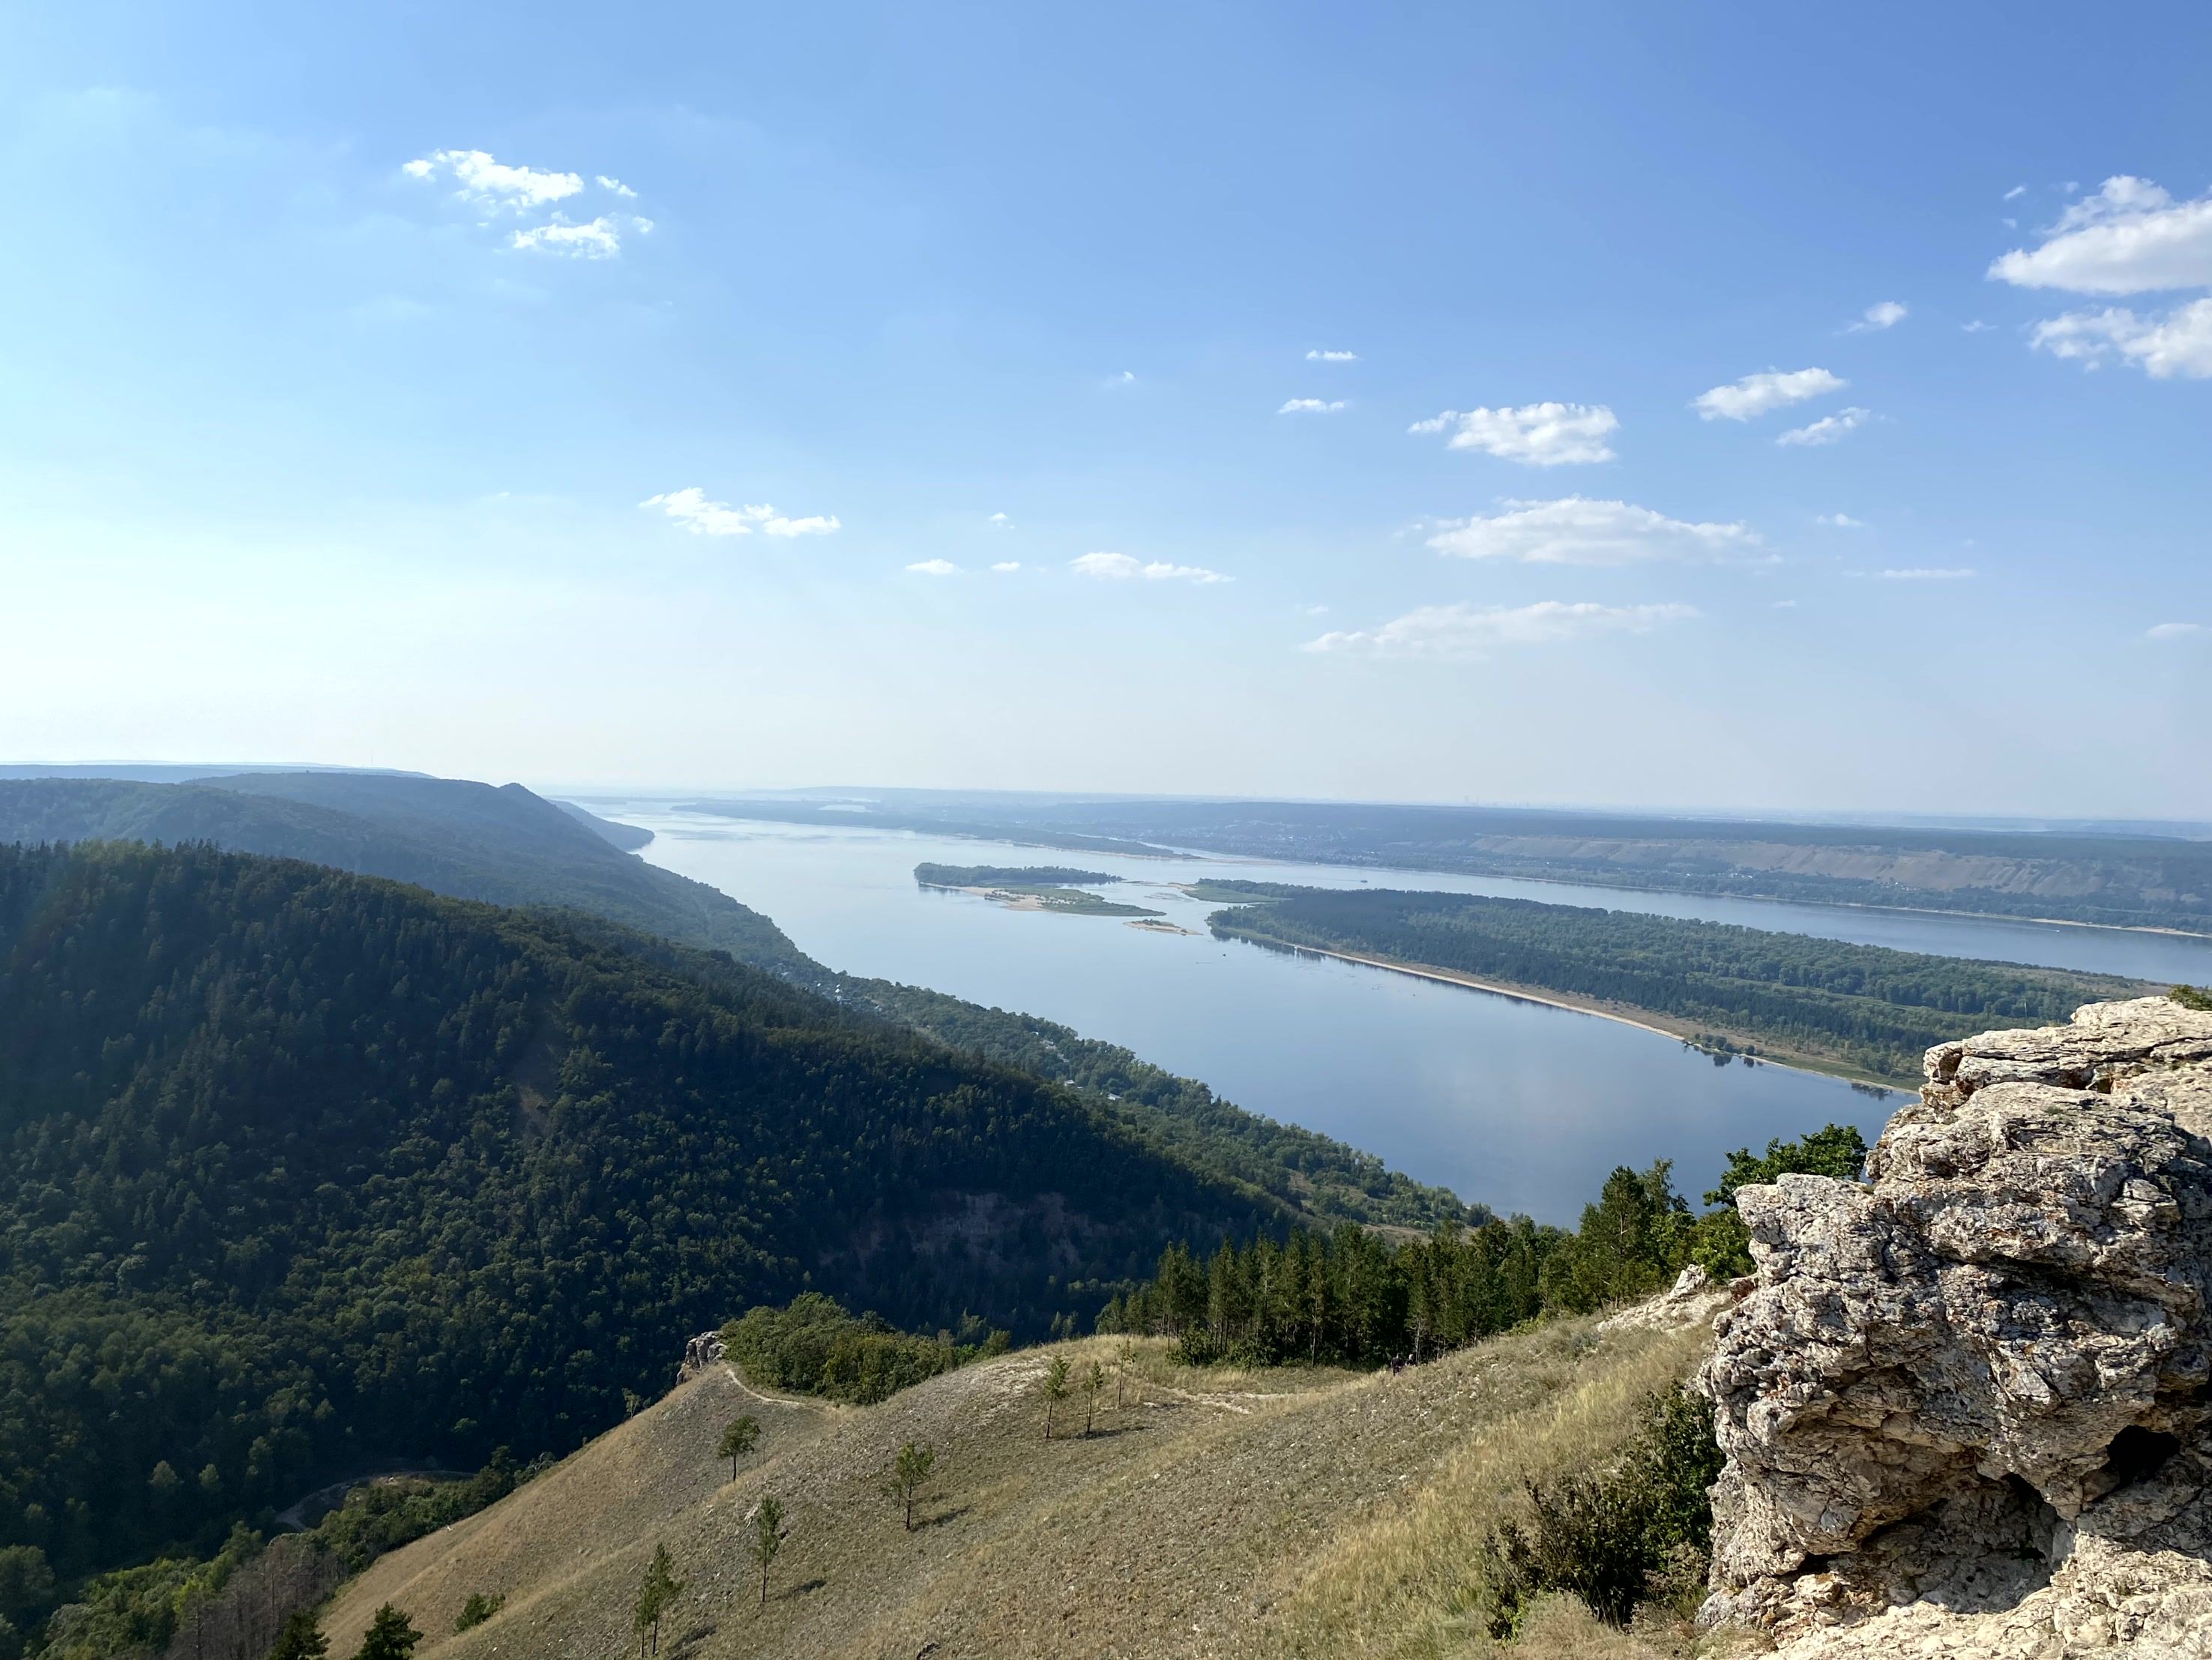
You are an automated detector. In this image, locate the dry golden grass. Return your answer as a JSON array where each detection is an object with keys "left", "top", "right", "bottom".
[{"left": 318, "top": 1320, "right": 1715, "bottom": 1660}]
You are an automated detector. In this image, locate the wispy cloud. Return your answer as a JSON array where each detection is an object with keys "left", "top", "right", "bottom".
[
  {"left": 1304, "top": 601, "right": 1696, "bottom": 660},
  {"left": 986, "top": 511, "right": 1010, "bottom": 526},
  {"left": 1692, "top": 368, "right": 1845, "bottom": 421},
  {"left": 906, "top": 559, "right": 959, "bottom": 577},
  {"left": 1306, "top": 348, "right": 1358, "bottom": 361},
  {"left": 1815, "top": 512, "right": 1865, "bottom": 528},
  {"left": 1848, "top": 301, "right": 1908, "bottom": 332},
  {"left": 2027, "top": 301, "right": 2212, "bottom": 379},
  {"left": 596, "top": 175, "right": 637, "bottom": 198},
  {"left": 1408, "top": 403, "right": 1618, "bottom": 466},
  {"left": 1992, "top": 176, "right": 2212, "bottom": 378},
  {"left": 1425, "top": 497, "right": 1759, "bottom": 566},
  {"left": 2148, "top": 621, "right": 2204, "bottom": 640},
  {"left": 1279, "top": 397, "right": 1348, "bottom": 415},
  {"left": 1106, "top": 370, "right": 1137, "bottom": 386},
  {"left": 1777, "top": 407, "right": 1871, "bottom": 447},
  {"left": 1962, "top": 319, "right": 1994, "bottom": 333},
  {"left": 512, "top": 215, "right": 652, "bottom": 259},
  {"left": 1862, "top": 567, "right": 1975, "bottom": 581},
  {"left": 1070, "top": 552, "right": 1229, "bottom": 583},
  {"left": 405, "top": 148, "right": 584, "bottom": 211},
  {"left": 991, "top": 561, "right": 1022, "bottom": 573},
  {"left": 640, "top": 488, "right": 840, "bottom": 538}
]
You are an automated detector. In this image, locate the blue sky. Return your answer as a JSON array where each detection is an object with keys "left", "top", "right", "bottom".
[{"left": 4, "top": 2, "right": 2208, "bottom": 814}]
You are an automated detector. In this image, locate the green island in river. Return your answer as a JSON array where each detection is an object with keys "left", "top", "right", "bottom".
[
  {"left": 916, "top": 862, "right": 1160, "bottom": 917},
  {"left": 1192, "top": 879, "right": 2156, "bottom": 1085}
]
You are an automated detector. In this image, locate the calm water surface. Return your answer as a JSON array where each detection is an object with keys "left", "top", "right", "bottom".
[{"left": 606, "top": 808, "right": 2212, "bottom": 1222}]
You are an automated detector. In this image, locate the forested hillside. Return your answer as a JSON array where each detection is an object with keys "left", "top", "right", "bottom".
[
  {"left": 0, "top": 775, "right": 807, "bottom": 974},
  {"left": 0, "top": 843, "right": 1283, "bottom": 1582},
  {"left": 0, "top": 773, "right": 1464, "bottom": 1230},
  {"left": 1202, "top": 883, "right": 2147, "bottom": 1082}
]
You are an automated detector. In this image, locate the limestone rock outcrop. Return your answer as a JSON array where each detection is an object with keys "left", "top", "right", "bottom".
[
  {"left": 1698, "top": 995, "right": 2212, "bottom": 1657},
  {"left": 676, "top": 1329, "right": 726, "bottom": 1383}
]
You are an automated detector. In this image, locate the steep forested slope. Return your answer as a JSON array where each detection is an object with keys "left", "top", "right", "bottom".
[
  {"left": 0, "top": 775, "right": 807, "bottom": 973},
  {"left": 0, "top": 774, "right": 1465, "bottom": 1229},
  {"left": 0, "top": 843, "right": 1280, "bottom": 1579}
]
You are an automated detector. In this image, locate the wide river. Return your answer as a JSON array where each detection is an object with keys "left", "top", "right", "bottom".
[{"left": 605, "top": 806, "right": 2212, "bottom": 1222}]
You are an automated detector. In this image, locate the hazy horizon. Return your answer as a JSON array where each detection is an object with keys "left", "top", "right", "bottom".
[{"left": 4, "top": 4, "right": 2206, "bottom": 817}]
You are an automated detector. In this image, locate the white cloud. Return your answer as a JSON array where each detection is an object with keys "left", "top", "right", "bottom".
[
  {"left": 1300, "top": 604, "right": 1330, "bottom": 616},
  {"left": 1989, "top": 176, "right": 2212, "bottom": 295},
  {"left": 986, "top": 511, "right": 1010, "bottom": 526},
  {"left": 1692, "top": 368, "right": 1845, "bottom": 421},
  {"left": 1106, "top": 370, "right": 1136, "bottom": 385},
  {"left": 1776, "top": 407, "right": 1871, "bottom": 447},
  {"left": 405, "top": 148, "right": 583, "bottom": 211},
  {"left": 1070, "top": 552, "right": 1229, "bottom": 583},
  {"left": 1865, "top": 567, "right": 1975, "bottom": 581},
  {"left": 510, "top": 216, "right": 650, "bottom": 259},
  {"left": 991, "top": 561, "right": 1022, "bottom": 573},
  {"left": 1962, "top": 319, "right": 1994, "bottom": 333},
  {"left": 1307, "top": 348, "right": 1358, "bottom": 361},
  {"left": 907, "top": 559, "right": 959, "bottom": 577},
  {"left": 1772, "top": 600, "right": 1800, "bottom": 609},
  {"left": 1408, "top": 403, "right": 1618, "bottom": 466},
  {"left": 1849, "top": 301, "right": 1908, "bottom": 332},
  {"left": 1304, "top": 601, "right": 1696, "bottom": 660},
  {"left": 2148, "top": 622, "right": 2204, "bottom": 640},
  {"left": 1815, "top": 512, "right": 1865, "bottom": 528},
  {"left": 596, "top": 175, "right": 637, "bottom": 198},
  {"left": 639, "top": 488, "right": 841, "bottom": 538},
  {"left": 1425, "top": 497, "right": 1759, "bottom": 566},
  {"left": 2027, "top": 299, "right": 2212, "bottom": 379},
  {"left": 2004, "top": 184, "right": 2027, "bottom": 202},
  {"left": 1279, "top": 397, "right": 1348, "bottom": 414}
]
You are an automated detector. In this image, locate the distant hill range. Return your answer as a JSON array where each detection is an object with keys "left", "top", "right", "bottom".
[{"left": 679, "top": 794, "right": 2212, "bottom": 933}]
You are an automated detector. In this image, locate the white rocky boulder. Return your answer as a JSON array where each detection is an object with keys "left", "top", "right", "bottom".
[{"left": 1698, "top": 996, "right": 2212, "bottom": 1656}]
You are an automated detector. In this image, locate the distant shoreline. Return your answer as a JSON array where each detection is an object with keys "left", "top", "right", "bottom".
[{"left": 1247, "top": 938, "right": 1910, "bottom": 1093}]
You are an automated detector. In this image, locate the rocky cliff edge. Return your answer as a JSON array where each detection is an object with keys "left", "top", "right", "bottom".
[{"left": 1699, "top": 994, "right": 2212, "bottom": 1658}]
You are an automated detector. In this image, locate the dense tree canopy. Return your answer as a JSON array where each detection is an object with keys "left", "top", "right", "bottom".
[
  {"left": 0, "top": 842, "right": 1280, "bottom": 1584},
  {"left": 1203, "top": 884, "right": 2143, "bottom": 1080}
]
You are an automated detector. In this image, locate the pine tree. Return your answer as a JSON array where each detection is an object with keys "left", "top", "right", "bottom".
[
  {"left": 1041, "top": 1355, "right": 1071, "bottom": 1441},
  {"left": 750, "top": 1497, "right": 786, "bottom": 1612},
  {"left": 717, "top": 1416, "right": 761, "bottom": 1482},
  {"left": 1082, "top": 1360, "right": 1106, "bottom": 1434},
  {"left": 1115, "top": 1339, "right": 1136, "bottom": 1408},
  {"left": 879, "top": 1443, "right": 935, "bottom": 1531},
  {"left": 267, "top": 1611, "right": 328, "bottom": 1660},
  {"left": 350, "top": 1605, "right": 420, "bottom": 1660},
  {"left": 633, "top": 1543, "right": 685, "bottom": 1656}
]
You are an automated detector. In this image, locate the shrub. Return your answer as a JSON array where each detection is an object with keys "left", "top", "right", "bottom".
[
  {"left": 722, "top": 1294, "right": 1005, "bottom": 1405},
  {"left": 1478, "top": 1386, "right": 1725, "bottom": 1635}
]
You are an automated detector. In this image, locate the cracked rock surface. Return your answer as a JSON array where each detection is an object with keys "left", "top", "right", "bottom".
[{"left": 1697, "top": 996, "right": 2212, "bottom": 1657}]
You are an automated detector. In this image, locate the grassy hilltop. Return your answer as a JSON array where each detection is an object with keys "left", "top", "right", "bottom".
[{"left": 319, "top": 1321, "right": 1705, "bottom": 1660}]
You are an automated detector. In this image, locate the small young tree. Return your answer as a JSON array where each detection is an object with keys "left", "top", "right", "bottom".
[
  {"left": 750, "top": 1497, "right": 786, "bottom": 1612},
  {"left": 268, "top": 1611, "right": 329, "bottom": 1659},
  {"left": 717, "top": 1415, "right": 761, "bottom": 1482},
  {"left": 879, "top": 1442, "right": 935, "bottom": 1532},
  {"left": 350, "top": 1605, "right": 421, "bottom": 1660},
  {"left": 1115, "top": 1340, "right": 1136, "bottom": 1408},
  {"left": 1041, "top": 1355, "right": 1071, "bottom": 1441},
  {"left": 1082, "top": 1361, "right": 1106, "bottom": 1435},
  {"left": 633, "top": 1543, "right": 685, "bottom": 1656}
]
